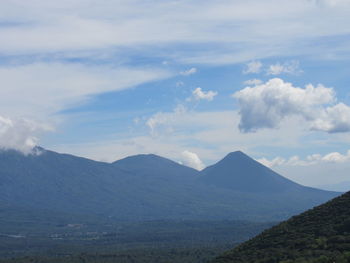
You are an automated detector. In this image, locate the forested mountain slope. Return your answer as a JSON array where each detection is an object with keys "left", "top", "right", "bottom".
[{"left": 212, "top": 191, "right": 350, "bottom": 263}]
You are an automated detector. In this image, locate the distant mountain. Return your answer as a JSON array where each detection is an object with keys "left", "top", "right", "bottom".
[
  {"left": 0, "top": 148, "right": 340, "bottom": 222},
  {"left": 200, "top": 151, "right": 303, "bottom": 192},
  {"left": 211, "top": 191, "right": 350, "bottom": 262}
]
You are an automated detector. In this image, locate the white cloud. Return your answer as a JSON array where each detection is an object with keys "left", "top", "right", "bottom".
[
  {"left": 233, "top": 78, "right": 350, "bottom": 133},
  {"left": 0, "top": 63, "right": 171, "bottom": 119},
  {"left": 192, "top": 87, "right": 218, "bottom": 101},
  {"left": 181, "top": 150, "right": 205, "bottom": 170},
  {"left": 267, "top": 61, "right": 302, "bottom": 75},
  {"left": 243, "top": 61, "right": 262, "bottom": 74},
  {"left": 243, "top": 79, "right": 263, "bottom": 86},
  {"left": 0, "top": 115, "right": 51, "bottom": 154},
  {"left": 180, "top": 67, "right": 197, "bottom": 76}
]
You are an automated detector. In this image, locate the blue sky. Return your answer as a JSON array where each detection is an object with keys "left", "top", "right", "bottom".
[{"left": 1, "top": 0, "right": 350, "bottom": 189}]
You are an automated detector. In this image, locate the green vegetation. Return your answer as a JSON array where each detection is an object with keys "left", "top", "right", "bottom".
[
  {"left": 211, "top": 192, "right": 350, "bottom": 263},
  {"left": 0, "top": 246, "right": 231, "bottom": 263}
]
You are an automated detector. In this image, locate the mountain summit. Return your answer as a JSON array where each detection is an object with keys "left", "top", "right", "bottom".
[{"left": 199, "top": 151, "right": 302, "bottom": 193}]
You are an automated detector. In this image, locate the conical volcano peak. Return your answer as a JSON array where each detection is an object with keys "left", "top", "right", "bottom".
[
  {"left": 217, "top": 151, "right": 261, "bottom": 168},
  {"left": 200, "top": 151, "right": 301, "bottom": 193},
  {"left": 222, "top": 150, "right": 252, "bottom": 160}
]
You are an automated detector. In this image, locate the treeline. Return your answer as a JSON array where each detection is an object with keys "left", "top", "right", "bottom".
[{"left": 0, "top": 245, "right": 232, "bottom": 263}]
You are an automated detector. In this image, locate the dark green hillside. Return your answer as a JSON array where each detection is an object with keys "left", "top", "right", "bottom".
[{"left": 211, "top": 191, "right": 350, "bottom": 263}]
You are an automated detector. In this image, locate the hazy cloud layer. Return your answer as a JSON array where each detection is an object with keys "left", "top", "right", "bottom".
[
  {"left": 234, "top": 78, "right": 350, "bottom": 133},
  {"left": 0, "top": 1, "right": 349, "bottom": 64}
]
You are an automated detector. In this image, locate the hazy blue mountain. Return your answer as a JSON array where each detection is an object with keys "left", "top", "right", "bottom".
[{"left": 0, "top": 148, "right": 340, "bottom": 222}]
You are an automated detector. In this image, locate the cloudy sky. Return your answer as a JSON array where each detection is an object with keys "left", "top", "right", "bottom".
[{"left": 1, "top": 0, "right": 350, "bottom": 190}]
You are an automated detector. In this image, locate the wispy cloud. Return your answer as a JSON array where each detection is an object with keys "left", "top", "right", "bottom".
[
  {"left": 266, "top": 61, "right": 302, "bottom": 75},
  {"left": 0, "top": 63, "right": 172, "bottom": 119},
  {"left": 243, "top": 61, "right": 262, "bottom": 74},
  {"left": 180, "top": 67, "right": 197, "bottom": 76},
  {"left": 0, "top": 1, "right": 349, "bottom": 64}
]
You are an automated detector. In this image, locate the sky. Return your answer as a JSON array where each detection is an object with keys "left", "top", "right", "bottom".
[{"left": 0, "top": 0, "right": 350, "bottom": 190}]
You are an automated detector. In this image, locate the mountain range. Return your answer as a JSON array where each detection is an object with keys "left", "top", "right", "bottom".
[{"left": 0, "top": 148, "right": 341, "bottom": 222}]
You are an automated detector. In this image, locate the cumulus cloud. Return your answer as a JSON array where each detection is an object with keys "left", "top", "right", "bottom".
[
  {"left": 192, "top": 87, "right": 218, "bottom": 101},
  {"left": 180, "top": 68, "right": 197, "bottom": 76},
  {"left": 243, "top": 61, "right": 262, "bottom": 74},
  {"left": 267, "top": 61, "right": 302, "bottom": 75},
  {"left": 233, "top": 78, "right": 350, "bottom": 133},
  {"left": 243, "top": 79, "right": 263, "bottom": 86},
  {"left": 181, "top": 150, "right": 205, "bottom": 170},
  {"left": 0, "top": 116, "right": 51, "bottom": 154}
]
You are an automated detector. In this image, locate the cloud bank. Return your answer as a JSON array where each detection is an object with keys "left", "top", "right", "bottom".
[{"left": 233, "top": 78, "right": 350, "bottom": 133}]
